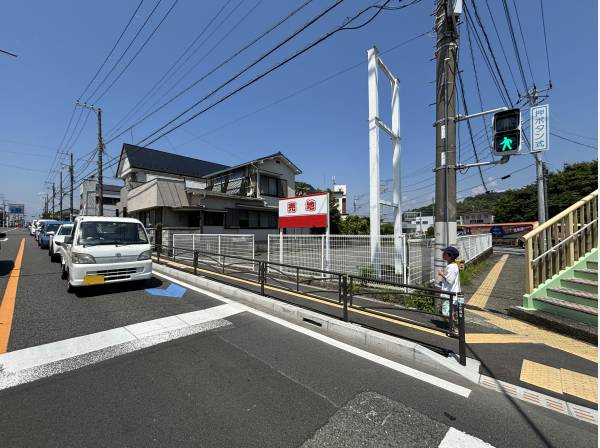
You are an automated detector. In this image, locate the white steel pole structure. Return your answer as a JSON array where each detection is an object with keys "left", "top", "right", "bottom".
[
  {"left": 367, "top": 46, "right": 403, "bottom": 279},
  {"left": 368, "top": 47, "right": 381, "bottom": 278}
]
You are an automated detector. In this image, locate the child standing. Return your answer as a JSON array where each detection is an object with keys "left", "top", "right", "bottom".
[{"left": 438, "top": 246, "right": 461, "bottom": 322}]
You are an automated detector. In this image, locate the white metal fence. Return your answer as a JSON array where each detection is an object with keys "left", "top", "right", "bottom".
[
  {"left": 172, "top": 234, "right": 255, "bottom": 262},
  {"left": 268, "top": 235, "right": 407, "bottom": 282},
  {"left": 267, "top": 234, "right": 492, "bottom": 285}
]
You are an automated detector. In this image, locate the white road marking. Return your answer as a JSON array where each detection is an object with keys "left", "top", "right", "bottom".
[
  {"left": 154, "top": 271, "right": 473, "bottom": 398},
  {"left": 0, "top": 303, "right": 242, "bottom": 376},
  {"left": 438, "top": 427, "right": 495, "bottom": 448}
]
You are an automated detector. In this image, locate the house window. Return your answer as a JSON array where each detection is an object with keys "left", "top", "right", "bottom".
[
  {"left": 204, "top": 212, "right": 224, "bottom": 226},
  {"left": 260, "top": 175, "right": 286, "bottom": 197},
  {"left": 225, "top": 209, "right": 277, "bottom": 229}
]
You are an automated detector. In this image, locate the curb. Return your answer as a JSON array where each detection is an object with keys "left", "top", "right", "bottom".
[{"left": 152, "top": 262, "right": 482, "bottom": 384}]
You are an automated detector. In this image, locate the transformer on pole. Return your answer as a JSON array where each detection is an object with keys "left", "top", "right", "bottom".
[{"left": 367, "top": 47, "right": 403, "bottom": 279}]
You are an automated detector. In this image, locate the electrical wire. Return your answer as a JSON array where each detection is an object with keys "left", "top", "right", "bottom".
[
  {"left": 92, "top": 0, "right": 180, "bottom": 103},
  {"left": 105, "top": 0, "right": 318, "bottom": 144},
  {"left": 550, "top": 132, "right": 597, "bottom": 150},
  {"left": 510, "top": 0, "right": 535, "bottom": 88},
  {"left": 539, "top": 0, "right": 552, "bottom": 88},
  {"left": 107, "top": 0, "right": 237, "bottom": 136},
  {"left": 85, "top": 0, "right": 164, "bottom": 103},
  {"left": 78, "top": 0, "right": 145, "bottom": 101},
  {"left": 500, "top": 0, "right": 529, "bottom": 100},
  {"left": 139, "top": 0, "right": 418, "bottom": 147}
]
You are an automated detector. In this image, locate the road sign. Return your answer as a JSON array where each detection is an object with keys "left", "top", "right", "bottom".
[
  {"left": 530, "top": 104, "right": 549, "bottom": 152},
  {"left": 493, "top": 109, "right": 521, "bottom": 156}
]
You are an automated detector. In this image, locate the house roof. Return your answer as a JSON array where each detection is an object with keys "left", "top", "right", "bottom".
[
  {"left": 206, "top": 151, "right": 302, "bottom": 177},
  {"left": 117, "top": 144, "right": 230, "bottom": 179}
]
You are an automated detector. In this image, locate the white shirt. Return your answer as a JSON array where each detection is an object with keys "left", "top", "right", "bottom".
[{"left": 441, "top": 263, "right": 461, "bottom": 296}]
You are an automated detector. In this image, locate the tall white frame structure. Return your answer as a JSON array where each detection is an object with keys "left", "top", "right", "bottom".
[{"left": 367, "top": 46, "right": 402, "bottom": 278}]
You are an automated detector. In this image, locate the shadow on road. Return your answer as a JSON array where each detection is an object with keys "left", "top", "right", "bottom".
[
  {"left": 72, "top": 277, "right": 163, "bottom": 298},
  {"left": 0, "top": 260, "right": 15, "bottom": 277}
]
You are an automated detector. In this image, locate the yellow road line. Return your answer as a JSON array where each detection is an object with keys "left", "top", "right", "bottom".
[
  {"left": 469, "top": 308, "right": 598, "bottom": 363},
  {"left": 466, "top": 333, "right": 533, "bottom": 344},
  {"left": 520, "top": 359, "right": 598, "bottom": 403},
  {"left": 467, "top": 254, "right": 508, "bottom": 308},
  {"left": 0, "top": 238, "right": 25, "bottom": 353},
  {"left": 155, "top": 258, "right": 449, "bottom": 338}
]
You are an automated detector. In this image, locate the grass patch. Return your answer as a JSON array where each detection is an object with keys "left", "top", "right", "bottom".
[{"left": 460, "top": 258, "right": 489, "bottom": 287}]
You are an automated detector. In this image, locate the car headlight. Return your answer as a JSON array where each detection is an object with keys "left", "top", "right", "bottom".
[
  {"left": 137, "top": 250, "right": 151, "bottom": 261},
  {"left": 72, "top": 252, "right": 96, "bottom": 264}
]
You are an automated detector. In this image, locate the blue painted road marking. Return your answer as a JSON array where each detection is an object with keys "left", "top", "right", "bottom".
[{"left": 145, "top": 283, "right": 186, "bottom": 299}]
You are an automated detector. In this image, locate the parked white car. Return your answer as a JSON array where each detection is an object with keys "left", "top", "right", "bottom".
[
  {"left": 49, "top": 223, "right": 74, "bottom": 262},
  {"left": 58, "top": 217, "right": 152, "bottom": 290},
  {"left": 30, "top": 220, "right": 38, "bottom": 236}
]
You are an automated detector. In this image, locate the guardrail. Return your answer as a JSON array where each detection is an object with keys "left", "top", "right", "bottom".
[
  {"left": 523, "top": 190, "right": 598, "bottom": 293},
  {"left": 153, "top": 243, "right": 466, "bottom": 365}
]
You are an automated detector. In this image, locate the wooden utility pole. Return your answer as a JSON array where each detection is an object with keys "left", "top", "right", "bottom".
[
  {"left": 52, "top": 183, "right": 56, "bottom": 219},
  {"left": 76, "top": 101, "right": 104, "bottom": 216},
  {"left": 69, "top": 153, "right": 74, "bottom": 221},
  {"left": 59, "top": 172, "right": 63, "bottom": 221},
  {"left": 434, "top": 0, "right": 460, "bottom": 276},
  {"left": 97, "top": 107, "right": 104, "bottom": 217}
]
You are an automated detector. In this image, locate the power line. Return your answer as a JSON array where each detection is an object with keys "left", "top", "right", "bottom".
[
  {"left": 85, "top": 0, "right": 165, "bottom": 103},
  {"left": 172, "top": 30, "right": 430, "bottom": 150},
  {"left": 107, "top": 0, "right": 238, "bottom": 137},
  {"left": 510, "top": 0, "right": 535, "bottom": 87},
  {"left": 92, "top": 0, "right": 180, "bottom": 103},
  {"left": 135, "top": 0, "right": 352, "bottom": 146},
  {"left": 539, "top": 0, "right": 552, "bottom": 87},
  {"left": 483, "top": 0, "right": 520, "bottom": 97},
  {"left": 78, "top": 0, "right": 145, "bottom": 101},
  {"left": 105, "top": 0, "right": 330, "bottom": 145},
  {"left": 500, "top": 0, "right": 529, "bottom": 99},
  {"left": 550, "top": 132, "right": 597, "bottom": 150},
  {"left": 139, "top": 0, "right": 420, "bottom": 147}
]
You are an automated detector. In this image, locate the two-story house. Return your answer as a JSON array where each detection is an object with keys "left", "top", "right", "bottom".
[{"left": 115, "top": 144, "right": 301, "bottom": 241}]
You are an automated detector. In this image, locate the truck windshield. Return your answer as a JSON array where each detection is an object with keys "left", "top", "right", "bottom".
[{"left": 77, "top": 222, "right": 148, "bottom": 246}]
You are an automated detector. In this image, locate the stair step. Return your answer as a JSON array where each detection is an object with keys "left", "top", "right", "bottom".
[
  {"left": 548, "top": 286, "right": 597, "bottom": 300},
  {"left": 561, "top": 277, "right": 598, "bottom": 294},
  {"left": 547, "top": 287, "right": 598, "bottom": 308},
  {"left": 574, "top": 268, "right": 598, "bottom": 282},
  {"left": 534, "top": 296, "right": 598, "bottom": 325},
  {"left": 587, "top": 260, "right": 599, "bottom": 269},
  {"left": 536, "top": 297, "right": 597, "bottom": 315}
]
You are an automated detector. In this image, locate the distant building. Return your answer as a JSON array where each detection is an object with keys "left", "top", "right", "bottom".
[
  {"left": 80, "top": 179, "right": 121, "bottom": 217},
  {"left": 331, "top": 184, "right": 348, "bottom": 217},
  {"left": 115, "top": 144, "right": 302, "bottom": 241},
  {"left": 402, "top": 212, "right": 434, "bottom": 235},
  {"left": 461, "top": 211, "right": 494, "bottom": 225}
]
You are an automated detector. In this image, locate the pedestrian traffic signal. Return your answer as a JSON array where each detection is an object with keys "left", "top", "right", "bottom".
[{"left": 493, "top": 108, "right": 521, "bottom": 156}]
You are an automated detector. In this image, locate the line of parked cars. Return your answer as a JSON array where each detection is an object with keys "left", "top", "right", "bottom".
[{"left": 29, "top": 217, "right": 153, "bottom": 291}]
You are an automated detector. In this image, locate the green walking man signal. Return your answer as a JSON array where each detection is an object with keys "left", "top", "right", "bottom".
[{"left": 493, "top": 108, "right": 521, "bottom": 156}]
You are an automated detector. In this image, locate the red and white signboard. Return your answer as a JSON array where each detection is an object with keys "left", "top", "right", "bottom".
[{"left": 278, "top": 193, "right": 329, "bottom": 228}]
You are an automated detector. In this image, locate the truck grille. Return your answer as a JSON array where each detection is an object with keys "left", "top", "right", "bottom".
[{"left": 88, "top": 268, "right": 139, "bottom": 281}]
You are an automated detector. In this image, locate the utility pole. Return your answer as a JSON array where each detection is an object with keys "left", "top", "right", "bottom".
[
  {"left": 76, "top": 102, "right": 104, "bottom": 216},
  {"left": 69, "top": 153, "right": 74, "bottom": 221},
  {"left": 434, "top": 0, "right": 459, "bottom": 275},
  {"left": 528, "top": 89, "right": 546, "bottom": 224},
  {"left": 59, "top": 172, "right": 63, "bottom": 221},
  {"left": 52, "top": 183, "right": 56, "bottom": 219}
]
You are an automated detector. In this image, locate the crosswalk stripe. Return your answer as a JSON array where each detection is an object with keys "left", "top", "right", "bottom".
[{"left": 438, "top": 427, "right": 495, "bottom": 448}]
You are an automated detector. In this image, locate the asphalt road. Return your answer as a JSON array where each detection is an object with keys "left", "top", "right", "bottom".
[{"left": 0, "top": 229, "right": 596, "bottom": 447}]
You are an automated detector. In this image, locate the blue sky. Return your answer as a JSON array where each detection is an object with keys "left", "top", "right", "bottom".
[{"left": 0, "top": 0, "right": 597, "bottom": 218}]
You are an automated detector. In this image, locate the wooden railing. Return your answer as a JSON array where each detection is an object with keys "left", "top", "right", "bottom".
[{"left": 523, "top": 190, "right": 598, "bottom": 294}]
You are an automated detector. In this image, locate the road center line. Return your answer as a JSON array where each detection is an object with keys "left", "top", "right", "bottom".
[
  {"left": 154, "top": 271, "right": 472, "bottom": 398},
  {"left": 0, "top": 238, "right": 25, "bottom": 353}
]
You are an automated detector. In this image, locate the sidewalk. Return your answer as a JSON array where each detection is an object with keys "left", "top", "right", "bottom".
[{"left": 463, "top": 248, "right": 598, "bottom": 408}]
